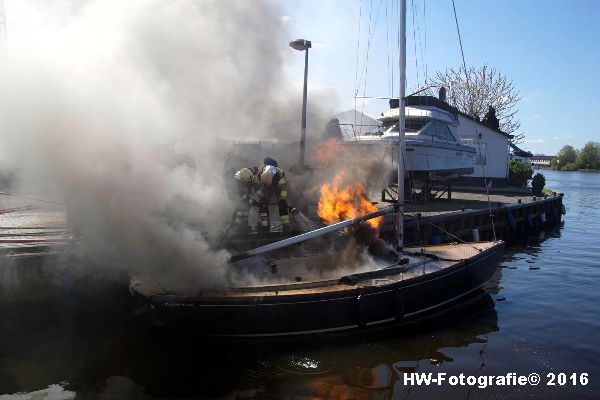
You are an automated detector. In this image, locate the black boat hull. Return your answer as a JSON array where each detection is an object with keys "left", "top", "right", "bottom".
[{"left": 131, "top": 242, "right": 503, "bottom": 337}]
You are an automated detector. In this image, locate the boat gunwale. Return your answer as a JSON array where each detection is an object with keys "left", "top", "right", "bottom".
[{"left": 143, "top": 241, "right": 503, "bottom": 304}]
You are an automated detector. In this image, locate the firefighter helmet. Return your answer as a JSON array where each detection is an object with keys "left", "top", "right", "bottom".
[
  {"left": 234, "top": 168, "right": 255, "bottom": 183},
  {"left": 263, "top": 157, "right": 278, "bottom": 167}
]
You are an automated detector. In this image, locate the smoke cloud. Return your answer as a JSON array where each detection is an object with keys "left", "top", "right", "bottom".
[{"left": 0, "top": 0, "right": 334, "bottom": 288}]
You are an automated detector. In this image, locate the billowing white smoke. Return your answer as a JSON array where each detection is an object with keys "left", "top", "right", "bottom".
[{"left": 0, "top": 0, "right": 320, "bottom": 288}]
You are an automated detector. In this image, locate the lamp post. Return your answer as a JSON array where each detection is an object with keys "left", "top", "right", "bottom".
[{"left": 289, "top": 38, "right": 311, "bottom": 168}]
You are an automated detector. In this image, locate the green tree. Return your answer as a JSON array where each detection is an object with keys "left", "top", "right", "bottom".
[
  {"left": 576, "top": 142, "right": 600, "bottom": 170},
  {"left": 482, "top": 106, "right": 500, "bottom": 129},
  {"left": 561, "top": 162, "right": 578, "bottom": 171},
  {"left": 531, "top": 173, "right": 546, "bottom": 196},
  {"left": 553, "top": 145, "right": 578, "bottom": 170},
  {"left": 508, "top": 160, "right": 533, "bottom": 187}
]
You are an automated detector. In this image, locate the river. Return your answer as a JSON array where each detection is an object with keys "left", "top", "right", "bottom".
[{"left": 0, "top": 170, "right": 599, "bottom": 399}]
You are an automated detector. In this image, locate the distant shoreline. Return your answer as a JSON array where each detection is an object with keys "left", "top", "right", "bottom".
[{"left": 535, "top": 167, "right": 600, "bottom": 173}]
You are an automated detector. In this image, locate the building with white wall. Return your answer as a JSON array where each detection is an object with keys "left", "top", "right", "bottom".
[
  {"left": 531, "top": 155, "right": 553, "bottom": 166},
  {"left": 405, "top": 96, "right": 513, "bottom": 185}
]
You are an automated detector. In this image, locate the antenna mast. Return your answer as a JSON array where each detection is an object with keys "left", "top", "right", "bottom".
[{"left": 397, "top": 0, "right": 406, "bottom": 249}]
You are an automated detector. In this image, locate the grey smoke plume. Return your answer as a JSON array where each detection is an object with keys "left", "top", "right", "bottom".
[{"left": 0, "top": 0, "right": 331, "bottom": 288}]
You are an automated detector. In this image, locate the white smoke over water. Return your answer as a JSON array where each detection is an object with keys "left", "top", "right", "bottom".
[{"left": 0, "top": 0, "right": 334, "bottom": 288}]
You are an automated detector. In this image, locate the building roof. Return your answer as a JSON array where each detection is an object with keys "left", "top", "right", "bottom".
[
  {"left": 509, "top": 142, "right": 533, "bottom": 158},
  {"left": 335, "top": 109, "right": 381, "bottom": 140}
]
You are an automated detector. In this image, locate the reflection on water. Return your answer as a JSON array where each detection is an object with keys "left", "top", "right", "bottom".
[
  {"left": 0, "top": 384, "right": 75, "bottom": 400},
  {"left": 0, "top": 293, "right": 498, "bottom": 399},
  {"left": 2, "top": 170, "right": 600, "bottom": 399}
]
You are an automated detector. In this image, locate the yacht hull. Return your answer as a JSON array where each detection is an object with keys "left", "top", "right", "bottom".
[{"left": 348, "top": 140, "right": 476, "bottom": 176}]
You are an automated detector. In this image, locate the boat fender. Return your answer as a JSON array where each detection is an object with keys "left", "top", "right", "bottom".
[
  {"left": 506, "top": 212, "right": 517, "bottom": 231},
  {"left": 540, "top": 212, "right": 547, "bottom": 223},
  {"left": 561, "top": 204, "right": 566, "bottom": 215},
  {"left": 525, "top": 213, "right": 533, "bottom": 228}
]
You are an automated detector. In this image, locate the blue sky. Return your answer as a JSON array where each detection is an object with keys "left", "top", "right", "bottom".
[{"left": 280, "top": 0, "right": 600, "bottom": 155}]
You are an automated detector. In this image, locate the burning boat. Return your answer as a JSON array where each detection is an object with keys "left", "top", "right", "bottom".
[
  {"left": 130, "top": 237, "right": 501, "bottom": 336},
  {"left": 129, "top": 0, "right": 503, "bottom": 337},
  {"left": 129, "top": 176, "right": 503, "bottom": 337}
]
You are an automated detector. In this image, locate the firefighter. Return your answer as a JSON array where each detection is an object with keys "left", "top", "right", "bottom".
[
  {"left": 256, "top": 161, "right": 291, "bottom": 232},
  {"left": 233, "top": 167, "right": 260, "bottom": 231},
  {"left": 263, "top": 157, "right": 278, "bottom": 167}
]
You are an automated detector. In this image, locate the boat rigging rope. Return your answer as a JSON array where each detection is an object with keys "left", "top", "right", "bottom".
[
  {"left": 423, "top": 0, "right": 428, "bottom": 82},
  {"left": 0, "top": 192, "right": 64, "bottom": 206},
  {"left": 415, "top": 213, "right": 425, "bottom": 257},
  {"left": 473, "top": 133, "right": 497, "bottom": 241},
  {"left": 385, "top": 0, "right": 392, "bottom": 99},
  {"left": 411, "top": 0, "right": 420, "bottom": 88},
  {"left": 215, "top": 210, "right": 239, "bottom": 249},
  {"left": 354, "top": 0, "right": 365, "bottom": 99},
  {"left": 450, "top": 0, "right": 467, "bottom": 76},
  {"left": 451, "top": 0, "right": 497, "bottom": 241},
  {"left": 358, "top": 0, "right": 386, "bottom": 137},
  {"left": 368, "top": 139, "right": 391, "bottom": 200},
  {"left": 410, "top": 0, "right": 428, "bottom": 89},
  {"left": 353, "top": 0, "right": 364, "bottom": 141},
  {"left": 428, "top": 221, "right": 481, "bottom": 252}
]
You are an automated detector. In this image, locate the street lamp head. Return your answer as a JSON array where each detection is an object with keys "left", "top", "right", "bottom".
[{"left": 289, "top": 39, "right": 311, "bottom": 51}]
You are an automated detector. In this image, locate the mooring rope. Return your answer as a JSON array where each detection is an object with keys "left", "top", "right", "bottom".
[{"left": 451, "top": 0, "right": 497, "bottom": 241}]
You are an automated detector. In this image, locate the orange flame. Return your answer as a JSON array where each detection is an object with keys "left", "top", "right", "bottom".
[
  {"left": 317, "top": 171, "right": 382, "bottom": 229},
  {"left": 312, "top": 138, "right": 349, "bottom": 166}
]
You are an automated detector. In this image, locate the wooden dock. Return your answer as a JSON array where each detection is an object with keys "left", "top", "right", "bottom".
[
  {"left": 0, "top": 188, "right": 564, "bottom": 256},
  {"left": 378, "top": 189, "right": 564, "bottom": 245},
  {"left": 0, "top": 194, "right": 70, "bottom": 256}
]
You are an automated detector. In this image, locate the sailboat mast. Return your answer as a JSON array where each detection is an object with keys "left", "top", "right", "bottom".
[{"left": 397, "top": 0, "right": 407, "bottom": 249}]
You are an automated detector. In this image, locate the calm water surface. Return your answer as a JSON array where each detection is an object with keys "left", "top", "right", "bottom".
[{"left": 1, "top": 170, "right": 599, "bottom": 399}]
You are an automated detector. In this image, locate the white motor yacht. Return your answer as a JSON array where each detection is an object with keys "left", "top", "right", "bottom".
[{"left": 349, "top": 96, "right": 477, "bottom": 178}]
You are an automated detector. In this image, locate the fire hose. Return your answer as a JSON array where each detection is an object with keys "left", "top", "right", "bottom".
[{"left": 229, "top": 204, "right": 399, "bottom": 263}]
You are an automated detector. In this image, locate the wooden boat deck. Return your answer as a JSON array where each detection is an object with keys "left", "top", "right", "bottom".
[{"left": 130, "top": 242, "right": 500, "bottom": 299}]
